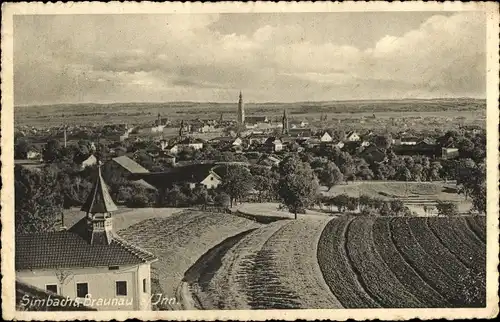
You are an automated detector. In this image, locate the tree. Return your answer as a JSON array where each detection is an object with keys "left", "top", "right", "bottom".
[
  {"left": 214, "top": 192, "right": 231, "bottom": 208},
  {"left": 390, "top": 199, "right": 405, "bottom": 216},
  {"left": 192, "top": 185, "right": 211, "bottom": 209},
  {"left": 457, "top": 158, "right": 476, "bottom": 200},
  {"left": 42, "top": 139, "right": 62, "bottom": 163},
  {"left": 163, "top": 185, "right": 189, "bottom": 207},
  {"left": 318, "top": 161, "right": 344, "bottom": 191},
  {"left": 470, "top": 163, "right": 486, "bottom": 214},
  {"left": 15, "top": 165, "right": 64, "bottom": 233},
  {"left": 220, "top": 165, "right": 254, "bottom": 207},
  {"left": 15, "top": 138, "right": 32, "bottom": 159},
  {"left": 330, "top": 194, "right": 349, "bottom": 212},
  {"left": 278, "top": 156, "right": 320, "bottom": 219},
  {"left": 373, "top": 134, "right": 392, "bottom": 149},
  {"left": 436, "top": 201, "right": 459, "bottom": 216},
  {"left": 251, "top": 166, "right": 279, "bottom": 202}
]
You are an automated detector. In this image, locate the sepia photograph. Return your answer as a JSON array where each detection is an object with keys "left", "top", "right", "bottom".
[{"left": 1, "top": 1, "right": 499, "bottom": 321}]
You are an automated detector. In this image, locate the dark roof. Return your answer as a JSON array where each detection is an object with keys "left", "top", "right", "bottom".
[
  {"left": 16, "top": 219, "right": 157, "bottom": 270},
  {"left": 245, "top": 116, "right": 268, "bottom": 124},
  {"left": 16, "top": 280, "right": 96, "bottom": 311},
  {"left": 81, "top": 166, "right": 118, "bottom": 214},
  {"left": 112, "top": 156, "right": 149, "bottom": 174},
  {"left": 288, "top": 128, "right": 313, "bottom": 137}
]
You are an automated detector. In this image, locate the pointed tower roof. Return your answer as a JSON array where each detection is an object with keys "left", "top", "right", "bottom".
[{"left": 81, "top": 164, "right": 118, "bottom": 214}]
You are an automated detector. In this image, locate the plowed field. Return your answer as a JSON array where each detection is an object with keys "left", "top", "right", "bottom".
[{"left": 317, "top": 216, "right": 486, "bottom": 308}]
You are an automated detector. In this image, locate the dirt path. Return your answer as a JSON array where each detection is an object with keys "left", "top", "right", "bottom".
[{"left": 195, "top": 218, "right": 342, "bottom": 309}]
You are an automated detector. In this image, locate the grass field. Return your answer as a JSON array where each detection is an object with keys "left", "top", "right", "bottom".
[
  {"left": 324, "top": 181, "right": 472, "bottom": 214},
  {"left": 317, "top": 216, "right": 486, "bottom": 308},
  {"left": 199, "top": 218, "right": 341, "bottom": 309}
]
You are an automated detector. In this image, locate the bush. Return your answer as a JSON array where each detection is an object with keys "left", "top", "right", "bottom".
[
  {"left": 436, "top": 201, "right": 459, "bottom": 216},
  {"left": 214, "top": 192, "right": 231, "bottom": 208},
  {"left": 125, "top": 194, "right": 150, "bottom": 208}
]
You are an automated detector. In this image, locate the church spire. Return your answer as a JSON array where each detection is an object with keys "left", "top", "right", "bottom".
[
  {"left": 81, "top": 163, "right": 117, "bottom": 245},
  {"left": 282, "top": 108, "right": 289, "bottom": 135},
  {"left": 237, "top": 91, "right": 245, "bottom": 125}
]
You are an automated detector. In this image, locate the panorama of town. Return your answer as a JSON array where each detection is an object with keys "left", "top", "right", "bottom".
[{"left": 11, "top": 9, "right": 489, "bottom": 315}]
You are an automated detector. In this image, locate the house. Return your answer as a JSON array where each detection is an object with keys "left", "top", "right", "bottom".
[
  {"left": 257, "top": 155, "right": 281, "bottom": 166},
  {"left": 246, "top": 134, "right": 270, "bottom": 146},
  {"left": 361, "top": 140, "right": 371, "bottom": 147},
  {"left": 360, "top": 146, "right": 387, "bottom": 164},
  {"left": 111, "top": 156, "right": 150, "bottom": 175},
  {"left": 141, "top": 164, "right": 223, "bottom": 190},
  {"left": 264, "top": 137, "right": 283, "bottom": 152},
  {"left": 16, "top": 280, "right": 96, "bottom": 311},
  {"left": 177, "top": 137, "right": 204, "bottom": 151},
  {"left": 344, "top": 131, "right": 361, "bottom": 142},
  {"left": 331, "top": 141, "right": 345, "bottom": 149},
  {"left": 319, "top": 131, "right": 333, "bottom": 142},
  {"left": 81, "top": 154, "right": 98, "bottom": 169},
  {"left": 27, "top": 149, "right": 41, "bottom": 160},
  {"left": 151, "top": 125, "right": 165, "bottom": 133},
  {"left": 290, "top": 120, "right": 309, "bottom": 129},
  {"left": 288, "top": 128, "right": 313, "bottom": 139},
  {"left": 394, "top": 136, "right": 419, "bottom": 145},
  {"left": 16, "top": 166, "right": 157, "bottom": 311},
  {"left": 210, "top": 136, "right": 242, "bottom": 147},
  {"left": 245, "top": 116, "right": 269, "bottom": 128},
  {"left": 441, "top": 147, "right": 459, "bottom": 159}
]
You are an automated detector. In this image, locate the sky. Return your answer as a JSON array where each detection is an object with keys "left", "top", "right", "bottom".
[{"left": 14, "top": 12, "right": 486, "bottom": 105}]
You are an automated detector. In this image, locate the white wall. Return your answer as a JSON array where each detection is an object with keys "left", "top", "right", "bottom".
[{"left": 17, "top": 263, "right": 152, "bottom": 311}]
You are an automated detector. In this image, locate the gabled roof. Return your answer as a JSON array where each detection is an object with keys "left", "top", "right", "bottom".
[
  {"left": 16, "top": 224, "right": 157, "bottom": 270},
  {"left": 112, "top": 155, "right": 149, "bottom": 174},
  {"left": 81, "top": 165, "right": 118, "bottom": 214}
]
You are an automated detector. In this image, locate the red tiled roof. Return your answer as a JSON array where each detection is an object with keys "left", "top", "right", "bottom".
[{"left": 16, "top": 224, "right": 157, "bottom": 270}]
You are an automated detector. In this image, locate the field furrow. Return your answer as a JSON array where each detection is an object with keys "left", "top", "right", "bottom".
[
  {"left": 390, "top": 218, "right": 468, "bottom": 306},
  {"left": 465, "top": 216, "right": 486, "bottom": 243},
  {"left": 118, "top": 211, "right": 260, "bottom": 310},
  {"left": 262, "top": 218, "right": 343, "bottom": 308},
  {"left": 408, "top": 217, "right": 485, "bottom": 306},
  {"left": 427, "top": 217, "right": 486, "bottom": 269},
  {"left": 347, "top": 218, "right": 424, "bottom": 307},
  {"left": 202, "top": 220, "right": 294, "bottom": 309},
  {"left": 372, "top": 218, "right": 449, "bottom": 308},
  {"left": 317, "top": 217, "right": 380, "bottom": 308}
]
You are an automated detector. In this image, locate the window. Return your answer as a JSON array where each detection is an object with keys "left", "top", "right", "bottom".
[
  {"left": 143, "top": 278, "right": 147, "bottom": 293},
  {"left": 108, "top": 266, "right": 119, "bottom": 270},
  {"left": 46, "top": 284, "right": 58, "bottom": 294},
  {"left": 116, "top": 281, "right": 127, "bottom": 296},
  {"left": 76, "top": 283, "right": 89, "bottom": 298}
]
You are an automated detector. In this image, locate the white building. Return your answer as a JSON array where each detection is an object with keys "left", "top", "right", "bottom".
[
  {"left": 16, "top": 165, "right": 157, "bottom": 311},
  {"left": 345, "top": 131, "right": 361, "bottom": 142},
  {"left": 320, "top": 131, "right": 333, "bottom": 142}
]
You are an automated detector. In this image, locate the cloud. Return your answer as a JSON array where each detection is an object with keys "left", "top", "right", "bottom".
[{"left": 14, "top": 12, "right": 485, "bottom": 105}]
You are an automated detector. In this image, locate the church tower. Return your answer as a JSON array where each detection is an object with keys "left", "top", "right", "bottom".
[
  {"left": 179, "top": 120, "right": 185, "bottom": 137},
  {"left": 80, "top": 162, "right": 118, "bottom": 245},
  {"left": 282, "top": 109, "right": 289, "bottom": 135},
  {"left": 237, "top": 91, "right": 245, "bottom": 125}
]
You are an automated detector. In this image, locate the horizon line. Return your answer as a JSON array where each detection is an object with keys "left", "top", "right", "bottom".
[{"left": 15, "top": 96, "right": 486, "bottom": 108}]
